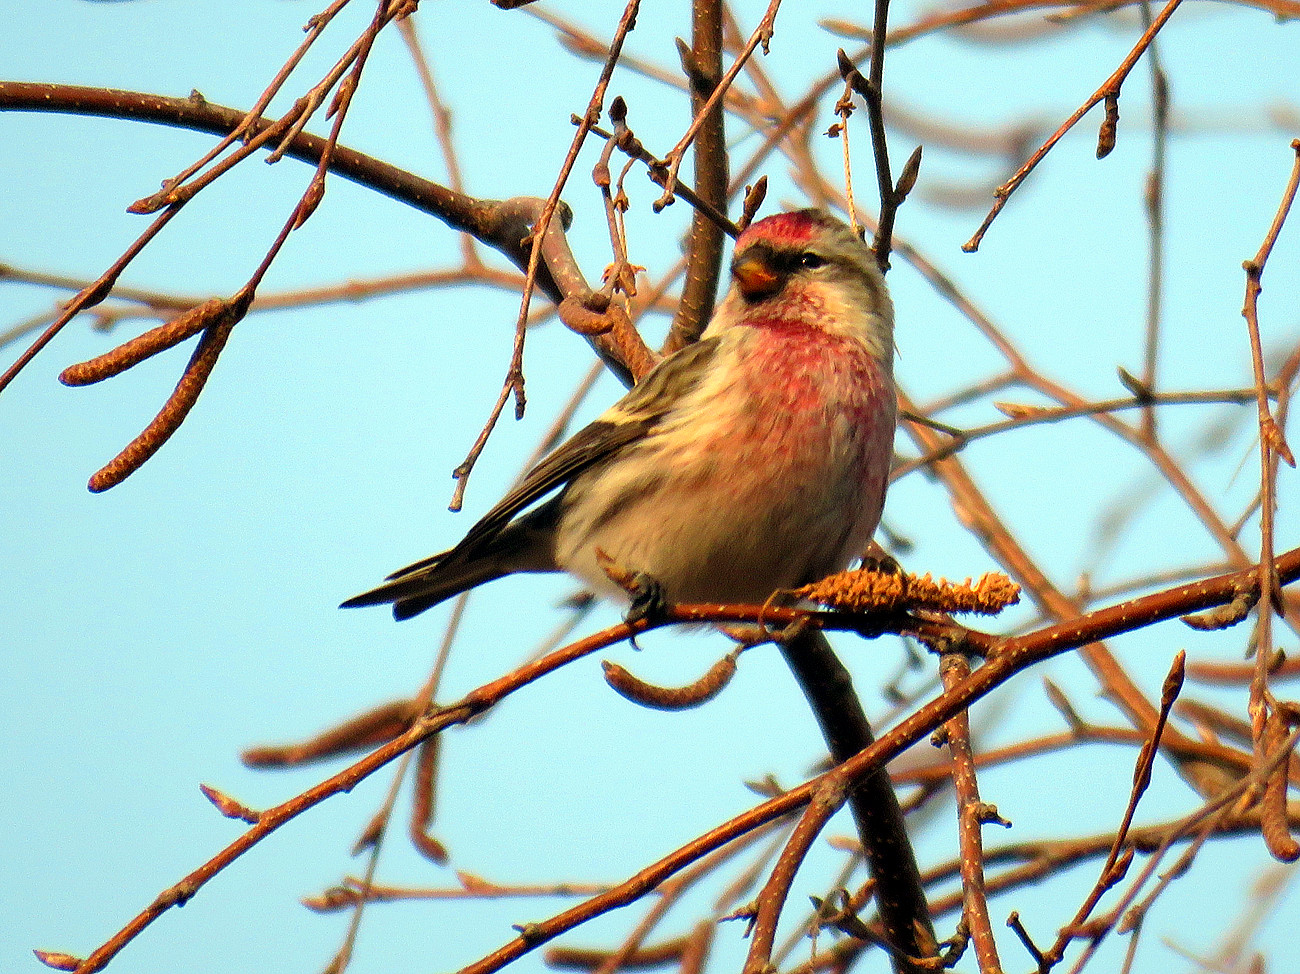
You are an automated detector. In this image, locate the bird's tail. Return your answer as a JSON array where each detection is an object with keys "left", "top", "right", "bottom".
[
  {"left": 340, "top": 509, "right": 560, "bottom": 620},
  {"left": 340, "top": 548, "right": 509, "bottom": 619}
]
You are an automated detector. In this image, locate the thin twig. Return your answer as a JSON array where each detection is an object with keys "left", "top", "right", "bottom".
[
  {"left": 963, "top": 0, "right": 1187, "bottom": 252},
  {"left": 653, "top": 0, "right": 784, "bottom": 211},
  {"left": 1138, "top": 0, "right": 1170, "bottom": 443},
  {"left": 1038, "top": 651, "right": 1185, "bottom": 968},
  {"left": 449, "top": 0, "right": 647, "bottom": 511},
  {"left": 1242, "top": 138, "right": 1300, "bottom": 860},
  {"left": 742, "top": 777, "right": 848, "bottom": 974}
]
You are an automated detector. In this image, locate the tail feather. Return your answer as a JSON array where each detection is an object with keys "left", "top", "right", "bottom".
[
  {"left": 340, "top": 550, "right": 506, "bottom": 618},
  {"left": 383, "top": 549, "right": 445, "bottom": 582},
  {"left": 341, "top": 502, "right": 563, "bottom": 619}
]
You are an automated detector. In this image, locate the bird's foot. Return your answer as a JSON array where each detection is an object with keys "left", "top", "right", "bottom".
[
  {"left": 595, "top": 548, "right": 668, "bottom": 626},
  {"left": 624, "top": 573, "right": 667, "bottom": 625},
  {"left": 859, "top": 542, "right": 903, "bottom": 576}
]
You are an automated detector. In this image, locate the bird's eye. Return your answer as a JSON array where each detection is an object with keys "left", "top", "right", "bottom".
[{"left": 796, "top": 252, "right": 827, "bottom": 269}]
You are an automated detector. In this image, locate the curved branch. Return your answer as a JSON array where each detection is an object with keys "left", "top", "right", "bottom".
[{"left": 0, "top": 81, "right": 638, "bottom": 385}]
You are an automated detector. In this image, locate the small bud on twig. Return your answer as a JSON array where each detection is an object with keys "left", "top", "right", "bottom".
[
  {"left": 199, "top": 783, "right": 262, "bottom": 824},
  {"left": 895, "top": 146, "right": 923, "bottom": 202},
  {"left": 33, "top": 950, "right": 82, "bottom": 972}
]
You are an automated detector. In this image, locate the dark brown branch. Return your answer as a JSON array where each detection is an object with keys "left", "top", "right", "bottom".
[
  {"left": 652, "top": 0, "right": 782, "bottom": 212},
  {"left": 778, "top": 630, "right": 937, "bottom": 972},
  {"left": 664, "top": 0, "right": 729, "bottom": 353},
  {"left": 851, "top": 0, "right": 903, "bottom": 270}
]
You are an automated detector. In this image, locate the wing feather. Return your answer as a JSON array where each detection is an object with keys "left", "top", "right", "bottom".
[{"left": 382, "top": 336, "right": 720, "bottom": 582}]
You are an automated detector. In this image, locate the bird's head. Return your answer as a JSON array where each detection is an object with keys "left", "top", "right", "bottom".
[{"left": 711, "top": 209, "right": 893, "bottom": 363}]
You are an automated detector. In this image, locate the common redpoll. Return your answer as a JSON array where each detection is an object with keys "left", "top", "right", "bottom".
[{"left": 343, "top": 209, "right": 896, "bottom": 620}]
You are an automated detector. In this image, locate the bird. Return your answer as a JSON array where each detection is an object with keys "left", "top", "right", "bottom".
[{"left": 342, "top": 208, "right": 896, "bottom": 621}]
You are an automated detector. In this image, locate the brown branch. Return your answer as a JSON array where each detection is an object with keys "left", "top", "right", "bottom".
[
  {"left": 583, "top": 118, "right": 740, "bottom": 239},
  {"left": 813, "top": 171, "right": 1279, "bottom": 623},
  {"left": 1063, "top": 726, "right": 1300, "bottom": 972},
  {"left": 791, "top": 800, "right": 1300, "bottom": 974},
  {"left": 939, "top": 652, "right": 1004, "bottom": 974},
  {"left": 1, "top": 264, "right": 536, "bottom": 353},
  {"left": 743, "top": 777, "right": 848, "bottom": 974},
  {"left": 893, "top": 710, "right": 1296, "bottom": 793},
  {"left": 1038, "top": 651, "right": 1184, "bottom": 968},
  {"left": 1243, "top": 139, "right": 1300, "bottom": 785},
  {"left": 455, "top": 546, "right": 1300, "bottom": 974},
  {"left": 307, "top": 875, "right": 612, "bottom": 910},
  {"left": 579, "top": 818, "right": 792, "bottom": 974},
  {"left": 663, "top": 0, "right": 728, "bottom": 353},
  {"left": 0, "top": 200, "right": 183, "bottom": 397},
  {"left": 777, "top": 630, "right": 937, "bottom": 972},
  {"left": 0, "top": 83, "right": 651, "bottom": 389},
  {"left": 50, "top": 544, "right": 1300, "bottom": 974},
  {"left": 823, "top": 0, "right": 1300, "bottom": 50},
  {"left": 450, "top": 0, "right": 650, "bottom": 510},
  {"left": 963, "top": 0, "right": 1187, "bottom": 252},
  {"left": 5, "top": 79, "right": 662, "bottom": 493},
  {"left": 132, "top": 2, "right": 413, "bottom": 216},
  {"left": 397, "top": 15, "right": 480, "bottom": 269},
  {"left": 897, "top": 389, "right": 1172, "bottom": 754},
  {"left": 894, "top": 386, "right": 1270, "bottom": 477},
  {"left": 1138, "top": 0, "right": 1170, "bottom": 443},
  {"left": 60, "top": 612, "right": 648, "bottom": 974},
  {"left": 654, "top": 0, "right": 783, "bottom": 211},
  {"left": 74, "top": 0, "right": 395, "bottom": 492},
  {"left": 1186, "top": 653, "right": 1300, "bottom": 685},
  {"left": 835, "top": 0, "right": 910, "bottom": 273},
  {"left": 0, "top": 83, "right": 467, "bottom": 234}
]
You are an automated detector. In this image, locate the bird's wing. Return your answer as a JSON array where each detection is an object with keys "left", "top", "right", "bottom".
[{"left": 383, "top": 336, "right": 721, "bottom": 582}]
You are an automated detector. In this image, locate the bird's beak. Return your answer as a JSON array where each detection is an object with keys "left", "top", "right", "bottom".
[{"left": 731, "top": 254, "right": 784, "bottom": 299}]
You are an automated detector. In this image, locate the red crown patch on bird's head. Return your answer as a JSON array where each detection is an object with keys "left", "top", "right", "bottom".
[{"left": 737, "top": 209, "right": 836, "bottom": 248}]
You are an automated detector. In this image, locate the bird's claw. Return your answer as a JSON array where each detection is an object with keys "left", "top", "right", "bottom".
[
  {"left": 624, "top": 572, "right": 667, "bottom": 625},
  {"left": 595, "top": 547, "right": 669, "bottom": 625},
  {"left": 860, "top": 548, "right": 903, "bottom": 576}
]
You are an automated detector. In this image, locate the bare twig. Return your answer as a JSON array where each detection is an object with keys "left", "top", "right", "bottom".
[
  {"left": 449, "top": 0, "right": 650, "bottom": 511},
  {"left": 1138, "top": 0, "right": 1170, "bottom": 443},
  {"left": 1242, "top": 140, "right": 1300, "bottom": 790},
  {"left": 938, "top": 652, "right": 1005, "bottom": 974},
  {"left": 653, "top": 0, "right": 784, "bottom": 211},
  {"left": 963, "top": 0, "right": 1187, "bottom": 252}
]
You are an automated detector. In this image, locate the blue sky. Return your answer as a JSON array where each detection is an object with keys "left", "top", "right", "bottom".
[{"left": 2, "top": 2, "right": 1298, "bottom": 973}]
